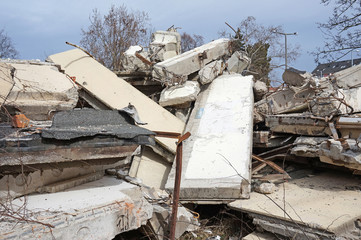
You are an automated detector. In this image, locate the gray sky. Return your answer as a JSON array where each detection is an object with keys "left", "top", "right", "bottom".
[{"left": 1, "top": 0, "right": 356, "bottom": 82}]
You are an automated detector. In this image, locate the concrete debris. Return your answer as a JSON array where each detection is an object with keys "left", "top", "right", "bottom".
[
  {"left": 319, "top": 139, "right": 361, "bottom": 171},
  {"left": 198, "top": 60, "right": 225, "bottom": 85},
  {"left": 254, "top": 182, "right": 278, "bottom": 194},
  {"left": 226, "top": 51, "right": 250, "bottom": 73},
  {"left": 150, "top": 30, "right": 181, "bottom": 62},
  {"left": 152, "top": 38, "right": 231, "bottom": 86},
  {"left": 2, "top": 28, "right": 361, "bottom": 240},
  {"left": 121, "top": 45, "right": 151, "bottom": 71},
  {"left": 0, "top": 62, "right": 15, "bottom": 106},
  {"left": 48, "top": 48, "right": 185, "bottom": 153},
  {"left": 159, "top": 81, "right": 200, "bottom": 107},
  {"left": 1, "top": 60, "right": 78, "bottom": 120},
  {"left": 291, "top": 136, "right": 329, "bottom": 157},
  {"left": 282, "top": 67, "right": 312, "bottom": 87},
  {"left": 166, "top": 74, "right": 254, "bottom": 200},
  {"left": 253, "top": 80, "right": 268, "bottom": 101}
]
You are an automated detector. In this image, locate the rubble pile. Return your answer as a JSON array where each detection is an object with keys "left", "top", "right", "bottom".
[{"left": 1, "top": 29, "right": 361, "bottom": 240}]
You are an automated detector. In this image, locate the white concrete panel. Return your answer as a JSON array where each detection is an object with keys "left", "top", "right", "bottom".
[{"left": 166, "top": 74, "right": 253, "bottom": 200}]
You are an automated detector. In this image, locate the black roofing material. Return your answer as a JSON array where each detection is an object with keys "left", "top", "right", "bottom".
[
  {"left": 41, "top": 109, "right": 155, "bottom": 140},
  {"left": 312, "top": 57, "right": 361, "bottom": 76}
]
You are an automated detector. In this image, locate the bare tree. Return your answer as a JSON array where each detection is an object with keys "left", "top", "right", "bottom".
[
  {"left": 220, "top": 17, "right": 300, "bottom": 84},
  {"left": 0, "top": 29, "right": 18, "bottom": 59},
  {"left": 180, "top": 32, "right": 204, "bottom": 52},
  {"left": 80, "top": 5, "right": 152, "bottom": 70},
  {"left": 314, "top": 0, "right": 361, "bottom": 62}
]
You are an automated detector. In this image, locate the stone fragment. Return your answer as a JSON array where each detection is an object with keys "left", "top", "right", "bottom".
[
  {"left": 282, "top": 67, "right": 312, "bottom": 87},
  {"left": 150, "top": 30, "right": 181, "bottom": 62},
  {"left": 226, "top": 51, "right": 250, "bottom": 73},
  {"left": 159, "top": 81, "right": 200, "bottom": 107},
  {"left": 253, "top": 80, "right": 268, "bottom": 101},
  {"left": 198, "top": 60, "right": 225, "bottom": 85},
  {"left": 333, "top": 63, "right": 361, "bottom": 89},
  {"left": 122, "top": 45, "right": 150, "bottom": 71},
  {"left": 254, "top": 182, "right": 278, "bottom": 194},
  {"left": 152, "top": 38, "right": 231, "bottom": 86}
]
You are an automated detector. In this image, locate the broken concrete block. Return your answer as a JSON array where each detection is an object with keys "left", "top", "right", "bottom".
[
  {"left": 121, "top": 45, "right": 150, "bottom": 71},
  {"left": 333, "top": 63, "right": 361, "bottom": 89},
  {"left": 0, "top": 62, "right": 14, "bottom": 106},
  {"left": 150, "top": 30, "right": 181, "bottom": 62},
  {"left": 226, "top": 51, "right": 250, "bottom": 73},
  {"left": 152, "top": 38, "right": 231, "bottom": 86},
  {"left": 159, "top": 81, "right": 200, "bottom": 107},
  {"left": 229, "top": 171, "right": 361, "bottom": 239},
  {"left": 337, "top": 116, "right": 361, "bottom": 139},
  {"left": 291, "top": 137, "right": 329, "bottom": 158},
  {"left": 253, "top": 80, "right": 268, "bottom": 101},
  {"left": 2, "top": 60, "right": 78, "bottom": 120},
  {"left": 129, "top": 147, "right": 172, "bottom": 189},
  {"left": 310, "top": 87, "right": 361, "bottom": 117},
  {"left": 198, "top": 60, "right": 225, "bottom": 85},
  {"left": 319, "top": 139, "right": 361, "bottom": 171},
  {"left": 166, "top": 74, "right": 254, "bottom": 200},
  {"left": 282, "top": 67, "right": 312, "bottom": 87},
  {"left": 49, "top": 49, "right": 185, "bottom": 154},
  {"left": 266, "top": 114, "right": 331, "bottom": 136},
  {"left": 0, "top": 177, "right": 153, "bottom": 239},
  {"left": 254, "top": 182, "right": 277, "bottom": 194}
]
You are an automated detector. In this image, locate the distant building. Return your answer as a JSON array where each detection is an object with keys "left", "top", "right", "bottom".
[{"left": 312, "top": 57, "right": 361, "bottom": 77}]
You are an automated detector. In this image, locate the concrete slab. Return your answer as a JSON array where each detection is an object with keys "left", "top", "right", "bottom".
[
  {"left": 0, "top": 176, "right": 153, "bottom": 240},
  {"left": 150, "top": 30, "right": 181, "bottom": 61},
  {"left": 0, "top": 62, "right": 14, "bottom": 106},
  {"left": 159, "top": 81, "right": 200, "bottom": 107},
  {"left": 48, "top": 49, "right": 185, "bottom": 153},
  {"left": 152, "top": 38, "right": 231, "bottom": 86},
  {"left": 229, "top": 172, "right": 361, "bottom": 239},
  {"left": 3, "top": 61, "right": 78, "bottom": 120},
  {"left": 333, "top": 63, "right": 361, "bottom": 89},
  {"left": 166, "top": 74, "right": 254, "bottom": 201}
]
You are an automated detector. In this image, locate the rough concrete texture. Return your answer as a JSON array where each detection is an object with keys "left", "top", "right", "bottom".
[
  {"left": 152, "top": 38, "right": 231, "bottom": 85},
  {"left": 166, "top": 74, "right": 254, "bottom": 200},
  {"left": 291, "top": 136, "right": 329, "bottom": 157},
  {"left": 319, "top": 139, "right": 361, "bottom": 170},
  {"left": 253, "top": 80, "right": 268, "bottom": 101},
  {"left": 229, "top": 172, "right": 361, "bottom": 239},
  {"left": 0, "top": 157, "right": 130, "bottom": 200},
  {"left": 333, "top": 63, "right": 361, "bottom": 89},
  {"left": 226, "top": 51, "right": 250, "bottom": 73},
  {"left": 49, "top": 49, "right": 185, "bottom": 154},
  {"left": 198, "top": 60, "right": 225, "bottom": 85},
  {"left": 159, "top": 81, "right": 200, "bottom": 107},
  {"left": 0, "top": 62, "right": 14, "bottom": 106},
  {"left": 122, "top": 45, "right": 150, "bottom": 71},
  {"left": 41, "top": 109, "right": 155, "bottom": 140},
  {"left": 129, "top": 147, "right": 172, "bottom": 189},
  {"left": 150, "top": 30, "right": 181, "bottom": 61},
  {"left": 3, "top": 61, "right": 78, "bottom": 120},
  {"left": 242, "top": 231, "right": 278, "bottom": 240},
  {"left": 0, "top": 177, "right": 153, "bottom": 240},
  {"left": 266, "top": 114, "right": 331, "bottom": 136},
  {"left": 310, "top": 87, "right": 361, "bottom": 117},
  {"left": 282, "top": 68, "right": 312, "bottom": 87},
  {"left": 254, "top": 182, "right": 277, "bottom": 194}
]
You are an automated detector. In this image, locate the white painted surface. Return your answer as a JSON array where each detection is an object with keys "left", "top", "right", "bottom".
[
  {"left": 159, "top": 81, "right": 200, "bottom": 107},
  {"left": 49, "top": 49, "right": 185, "bottom": 153},
  {"left": 185, "top": 74, "right": 253, "bottom": 179}
]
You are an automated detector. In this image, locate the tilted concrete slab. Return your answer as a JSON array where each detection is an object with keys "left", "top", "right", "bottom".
[
  {"left": 229, "top": 172, "right": 361, "bottom": 239},
  {"left": 49, "top": 49, "right": 185, "bottom": 153},
  {"left": 0, "top": 62, "right": 14, "bottom": 106},
  {"left": 2, "top": 61, "right": 78, "bottom": 120},
  {"left": 333, "top": 63, "right": 361, "bottom": 89},
  {"left": 166, "top": 74, "right": 253, "bottom": 201},
  {"left": 152, "top": 38, "right": 231, "bottom": 85},
  {"left": 0, "top": 177, "right": 153, "bottom": 240},
  {"left": 159, "top": 81, "right": 200, "bottom": 107}
]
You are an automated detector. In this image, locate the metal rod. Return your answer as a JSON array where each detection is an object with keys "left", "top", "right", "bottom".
[{"left": 169, "top": 132, "right": 191, "bottom": 240}]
